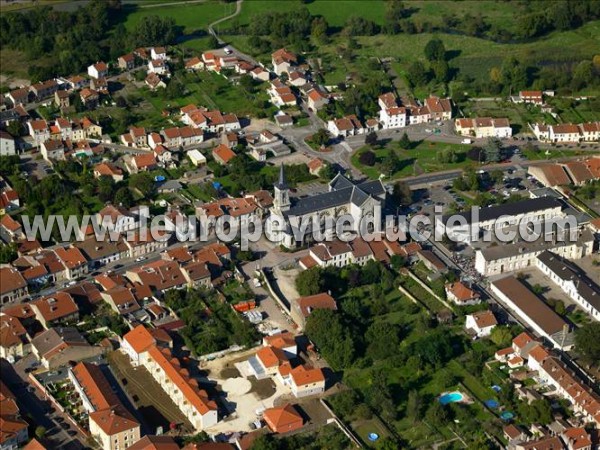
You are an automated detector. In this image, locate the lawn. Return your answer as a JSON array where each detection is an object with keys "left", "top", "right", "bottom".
[
  {"left": 352, "top": 140, "right": 473, "bottom": 181},
  {"left": 118, "top": 0, "right": 234, "bottom": 34},
  {"left": 354, "top": 21, "right": 600, "bottom": 82}
]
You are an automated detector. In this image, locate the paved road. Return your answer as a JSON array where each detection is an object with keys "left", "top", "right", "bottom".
[{"left": 208, "top": 0, "right": 242, "bottom": 44}]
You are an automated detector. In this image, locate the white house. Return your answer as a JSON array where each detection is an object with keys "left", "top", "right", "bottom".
[
  {"left": 327, "top": 115, "right": 364, "bottom": 137},
  {"left": 0, "top": 131, "right": 16, "bottom": 156},
  {"left": 151, "top": 47, "right": 167, "bottom": 60},
  {"left": 148, "top": 59, "right": 168, "bottom": 75},
  {"left": 87, "top": 62, "right": 108, "bottom": 79},
  {"left": 465, "top": 310, "right": 497, "bottom": 337},
  {"left": 380, "top": 106, "right": 407, "bottom": 129}
]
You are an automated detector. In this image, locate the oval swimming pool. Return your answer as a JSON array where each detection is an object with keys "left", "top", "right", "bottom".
[{"left": 439, "top": 392, "right": 465, "bottom": 405}]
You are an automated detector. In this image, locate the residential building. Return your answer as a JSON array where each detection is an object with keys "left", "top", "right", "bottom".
[
  {"left": 54, "top": 90, "right": 70, "bottom": 109},
  {"left": 0, "top": 266, "right": 28, "bottom": 305},
  {"left": 289, "top": 365, "right": 325, "bottom": 398},
  {"left": 97, "top": 204, "right": 147, "bottom": 233},
  {"left": 454, "top": 117, "right": 512, "bottom": 138},
  {"left": 445, "top": 281, "right": 481, "bottom": 306},
  {"left": 380, "top": 106, "right": 407, "bottom": 129},
  {"left": 424, "top": 96, "right": 452, "bottom": 121},
  {"left": 271, "top": 48, "right": 298, "bottom": 75},
  {"left": 0, "top": 131, "right": 16, "bottom": 156},
  {"left": 88, "top": 62, "right": 108, "bottom": 79},
  {"left": 122, "top": 325, "right": 219, "bottom": 431},
  {"left": 196, "top": 196, "right": 259, "bottom": 232},
  {"left": 526, "top": 344, "right": 600, "bottom": 426},
  {"left": 263, "top": 404, "right": 303, "bottom": 433},
  {"left": 75, "top": 235, "right": 128, "bottom": 266},
  {"left": 306, "top": 88, "right": 329, "bottom": 111},
  {"left": 40, "top": 139, "right": 66, "bottom": 160},
  {"left": 490, "top": 276, "right": 573, "bottom": 349},
  {"left": 250, "top": 66, "right": 270, "bottom": 82},
  {"left": 212, "top": 144, "right": 237, "bottom": 165},
  {"left": 518, "top": 90, "right": 543, "bottom": 105},
  {"left": 0, "top": 315, "right": 29, "bottom": 361},
  {"left": 125, "top": 259, "right": 187, "bottom": 294},
  {"left": 148, "top": 59, "right": 168, "bottom": 75},
  {"left": 0, "top": 381, "right": 29, "bottom": 450},
  {"left": 80, "top": 88, "right": 100, "bottom": 109},
  {"left": 145, "top": 73, "right": 166, "bottom": 90},
  {"left": 118, "top": 53, "right": 136, "bottom": 71},
  {"left": 536, "top": 251, "right": 600, "bottom": 321},
  {"left": 185, "top": 56, "right": 204, "bottom": 71},
  {"left": 550, "top": 123, "right": 582, "bottom": 142},
  {"left": 29, "top": 79, "right": 58, "bottom": 100},
  {"left": 31, "top": 292, "right": 79, "bottom": 328},
  {"left": 54, "top": 246, "right": 89, "bottom": 280},
  {"left": 465, "top": 310, "right": 497, "bottom": 337},
  {"left": 94, "top": 162, "right": 124, "bottom": 182},
  {"left": 120, "top": 127, "right": 148, "bottom": 148},
  {"left": 129, "top": 153, "right": 157, "bottom": 173},
  {"left": 28, "top": 119, "right": 50, "bottom": 144},
  {"left": 291, "top": 292, "right": 337, "bottom": 329},
  {"left": 327, "top": 115, "right": 364, "bottom": 137},
  {"left": 6, "top": 87, "right": 29, "bottom": 106},
  {"left": 69, "top": 362, "right": 140, "bottom": 450},
  {"left": 151, "top": 47, "right": 167, "bottom": 60},
  {"left": 128, "top": 436, "right": 179, "bottom": 450},
  {"left": 31, "top": 327, "right": 102, "bottom": 369}
]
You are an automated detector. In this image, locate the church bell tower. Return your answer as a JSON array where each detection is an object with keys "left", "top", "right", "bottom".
[{"left": 273, "top": 163, "right": 291, "bottom": 212}]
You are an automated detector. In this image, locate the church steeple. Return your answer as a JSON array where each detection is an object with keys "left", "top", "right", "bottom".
[{"left": 273, "top": 163, "right": 290, "bottom": 212}]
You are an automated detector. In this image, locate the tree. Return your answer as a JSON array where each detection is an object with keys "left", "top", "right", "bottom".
[
  {"left": 0, "top": 243, "right": 18, "bottom": 264},
  {"left": 432, "top": 59, "right": 450, "bottom": 83},
  {"left": 572, "top": 60, "right": 594, "bottom": 90},
  {"left": 35, "top": 426, "right": 46, "bottom": 440},
  {"left": 490, "top": 326, "right": 512, "bottom": 347},
  {"left": 490, "top": 169, "right": 504, "bottom": 185},
  {"left": 249, "top": 434, "right": 279, "bottom": 450},
  {"left": 305, "top": 309, "right": 356, "bottom": 369},
  {"left": 207, "top": 34, "right": 219, "bottom": 50},
  {"left": 311, "top": 16, "right": 329, "bottom": 44},
  {"left": 365, "top": 131, "right": 378, "bottom": 146},
  {"left": 398, "top": 132, "right": 411, "bottom": 149},
  {"left": 114, "top": 187, "right": 134, "bottom": 208},
  {"left": 392, "top": 180, "right": 412, "bottom": 205},
  {"left": 424, "top": 38, "right": 446, "bottom": 61},
  {"left": 381, "top": 149, "right": 400, "bottom": 175},
  {"left": 295, "top": 267, "right": 323, "bottom": 296},
  {"left": 128, "top": 172, "right": 155, "bottom": 198},
  {"left": 366, "top": 321, "right": 401, "bottom": 360},
  {"left": 6, "top": 121, "right": 23, "bottom": 137},
  {"left": 575, "top": 322, "right": 600, "bottom": 365},
  {"left": 484, "top": 137, "right": 504, "bottom": 163},
  {"left": 407, "top": 61, "right": 430, "bottom": 87},
  {"left": 311, "top": 128, "right": 330, "bottom": 147},
  {"left": 359, "top": 150, "right": 376, "bottom": 166}
]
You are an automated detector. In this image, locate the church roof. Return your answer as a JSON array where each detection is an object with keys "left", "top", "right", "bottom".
[
  {"left": 275, "top": 163, "right": 287, "bottom": 190},
  {"left": 283, "top": 174, "right": 385, "bottom": 217}
]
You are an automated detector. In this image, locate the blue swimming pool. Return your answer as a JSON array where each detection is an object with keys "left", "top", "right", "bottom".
[{"left": 439, "top": 392, "right": 465, "bottom": 405}]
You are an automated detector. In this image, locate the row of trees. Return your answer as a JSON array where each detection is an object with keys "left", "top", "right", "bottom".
[{"left": 0, "top": 1, "right": 178, "bottom": 82}]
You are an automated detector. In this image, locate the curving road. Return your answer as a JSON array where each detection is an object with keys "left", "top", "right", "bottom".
[{"left": 208, "top": 0, "right": 243, "bottom": 45}]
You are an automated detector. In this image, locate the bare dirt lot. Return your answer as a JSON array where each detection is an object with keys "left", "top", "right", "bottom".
[{"left": 108, "top": 350, "right": 193, "bottom": 433}]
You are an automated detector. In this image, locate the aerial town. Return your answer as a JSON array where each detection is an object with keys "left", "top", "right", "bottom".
[{"left": 0, "top": 1, "right": 599, "bottom": 449}]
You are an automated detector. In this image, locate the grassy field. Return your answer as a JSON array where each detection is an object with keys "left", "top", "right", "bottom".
[
  {"left": 118, "top": 0, "right": 234, "bottom": 33},
  {"left": 352, "top": 140, "right": 473, "bottom": 180}
]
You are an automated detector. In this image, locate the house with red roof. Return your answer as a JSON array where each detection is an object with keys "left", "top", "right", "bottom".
[
  {"left": 69, "top": 362, "right": 140, "bottom": 450},
  {"left": 271, "top": 48, "right": 298, "bottom": 76},
  {"left": 263, "top": 404, "right": 303, "bottom": 433},
  {"left": 122, "top": 325, "right": 219, "bottom": 431},
  {"left": 212, "top": 144, "right": 237, "bottom": 165},
  {"left": 292, "top": 293, "right": 337, "bottom": 329},
  {"left": 88, "top": 61, "right": 108, "bottom": 79}
]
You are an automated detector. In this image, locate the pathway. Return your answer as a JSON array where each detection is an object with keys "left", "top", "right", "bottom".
[{"left": 208, "top": 0, "right": 243, "bottom": 44}]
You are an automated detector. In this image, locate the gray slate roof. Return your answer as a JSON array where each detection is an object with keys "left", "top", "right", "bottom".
[{"left": 284, "top": 175, "right": 385, "bottom": 217}]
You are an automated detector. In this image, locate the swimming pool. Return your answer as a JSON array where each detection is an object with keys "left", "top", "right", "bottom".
[{"left": 439, "top": 392, "right": 465, "bottom": 405}]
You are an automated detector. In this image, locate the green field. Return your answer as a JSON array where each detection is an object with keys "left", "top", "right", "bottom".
[
  {"left": 119, "top": 1, "right": 234, "bottom": 33},
  {"left": 352, "top": 141, "right": 473, "bottom": 180}
]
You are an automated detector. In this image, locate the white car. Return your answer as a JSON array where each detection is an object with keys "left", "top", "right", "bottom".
[{"left": 135, "top": 256, "right": 146, "bottom": 262}]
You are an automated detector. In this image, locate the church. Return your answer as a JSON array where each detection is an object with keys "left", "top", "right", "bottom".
[{"left": 265, "top": 165, "right": 386, "bottom": 248}]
